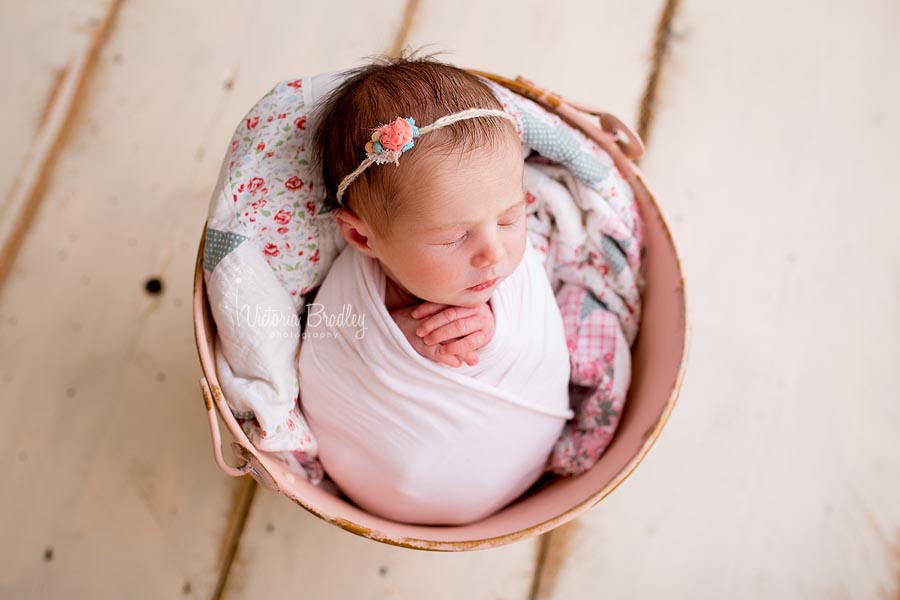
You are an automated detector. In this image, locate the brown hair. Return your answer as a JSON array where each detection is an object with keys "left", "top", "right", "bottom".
[{"left": 310, "top": 51, "right": 518, "bottom": 237}]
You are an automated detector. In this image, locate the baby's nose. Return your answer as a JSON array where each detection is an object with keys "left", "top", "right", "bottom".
[{"left": 472, "top": 238, "right": 504, "bottom": 268}]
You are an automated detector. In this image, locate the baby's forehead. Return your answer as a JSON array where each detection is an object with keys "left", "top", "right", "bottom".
[
  {"left": 383, "top": 132, "right": 524, "bottom": 214},
  {"left": 406, "top": 136, "right": 524, "bottom": 182},
  {"left": 394, "top": 181, "right": 526, "bottom": 232}
]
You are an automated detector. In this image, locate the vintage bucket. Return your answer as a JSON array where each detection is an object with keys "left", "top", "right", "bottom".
[{"left": 192, "top": 71, "right": 689, "bottom": 551}]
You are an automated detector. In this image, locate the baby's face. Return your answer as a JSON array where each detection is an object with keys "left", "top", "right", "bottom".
[{"left": 373, "top": 135, "right": 527, "bottom": 308}]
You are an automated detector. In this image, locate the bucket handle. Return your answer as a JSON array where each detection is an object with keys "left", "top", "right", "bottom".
[
  {"left": 199, "top": 377, "right": 280, "bottom": 490},
  {"left": 466, "top": 70, "right": 646, "bottom": 161},
  {"left": 199, "top": 377, "right": 251, "bottom": 478},
  {"left": 557, "top": 97, "right": 646, "bottom": 161}
]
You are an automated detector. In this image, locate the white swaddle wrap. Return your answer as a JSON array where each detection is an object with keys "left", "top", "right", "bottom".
[{"left": 298, "top": 243, "right": 573, "bottom": 525}]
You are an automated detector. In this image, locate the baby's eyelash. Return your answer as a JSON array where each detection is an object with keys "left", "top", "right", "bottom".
[
  {"left": 436, "top": 214, "right": 522, "bottom": 247},
  {"left": 440, "top": 233, "right": 468, "bottom": 247}
]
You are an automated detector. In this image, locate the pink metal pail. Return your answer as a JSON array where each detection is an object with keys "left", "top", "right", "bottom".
[{"left": 192, "top": 71, "right": 689, "bottom": 551}]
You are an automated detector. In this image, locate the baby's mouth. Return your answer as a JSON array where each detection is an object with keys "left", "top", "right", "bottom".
[{"left": 467, "top": 277, "right": 499, "bottom": 292}]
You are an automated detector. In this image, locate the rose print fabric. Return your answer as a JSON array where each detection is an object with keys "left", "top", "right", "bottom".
[
  {"left": 203, "top": 69, "right": 644, "bottom": 485},
  {"left": 521, "top": 161, "right": 642, "bottom": 475},
  {"left": 204, "top": 73, "right": 347, "bottom": 456}
]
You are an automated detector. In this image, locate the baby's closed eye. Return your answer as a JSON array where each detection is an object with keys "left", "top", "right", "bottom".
[
  {"left": 434, "top": 214, "right": 524, "bottom": 247},
  {"left": 438, "top": 232, "right": 468, "bottom": 247},
  {"left": 499, "top": 214, "right": 522, "bottom": 227}
]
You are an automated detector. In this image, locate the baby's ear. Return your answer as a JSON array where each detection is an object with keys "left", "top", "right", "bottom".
[{"left": 333, "top": 209, "right": 377, "bottom": 257}]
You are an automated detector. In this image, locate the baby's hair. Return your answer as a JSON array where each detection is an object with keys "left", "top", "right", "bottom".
[{"left": 310, "top": 49, "right": 518, "bottom": 237}]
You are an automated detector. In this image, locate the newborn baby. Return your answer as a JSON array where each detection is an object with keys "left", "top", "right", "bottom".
[{"left": 298, "top": 56, "right": 572, "bottom": 525}]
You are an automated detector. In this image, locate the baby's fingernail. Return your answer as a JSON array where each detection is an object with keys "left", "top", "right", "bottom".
[{"left": 415, "top": 328, "right": 424, "bottom": 336}]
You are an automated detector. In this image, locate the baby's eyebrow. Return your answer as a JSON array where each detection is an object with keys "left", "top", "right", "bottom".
[{"left": 425, "top": 197, "right": 527, "bottom": 232}]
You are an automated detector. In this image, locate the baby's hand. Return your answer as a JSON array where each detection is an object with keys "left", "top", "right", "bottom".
[
  {"left": 389, "top": 304, "right": 468, "bottom": 368},
  {"left": 410, "top": 302, "right": 496, "bottom": 366},
  {"left": 389, "top": 302, "right": 495, "bottom": 368}
]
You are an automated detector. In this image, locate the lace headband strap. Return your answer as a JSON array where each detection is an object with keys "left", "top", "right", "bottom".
[{"left": 335, "top": 108, "right": 515, "bottom": 206}]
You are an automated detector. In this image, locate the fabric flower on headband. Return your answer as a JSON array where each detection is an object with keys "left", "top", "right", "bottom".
[{"left": 364, "top": 117, "right": 419, "bottom": 166}]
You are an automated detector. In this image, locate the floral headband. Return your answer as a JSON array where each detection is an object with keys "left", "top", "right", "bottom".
[{"left": 335, "top": 108, "right": 515, "bottom": 205}]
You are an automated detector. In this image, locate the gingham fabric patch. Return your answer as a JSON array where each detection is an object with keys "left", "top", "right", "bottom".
[
  {"left": 203, "top": 229, "right": 248, "bottom": 272},
  {"left": 519, "top": 108, "right": 612, "bottom": 184}
]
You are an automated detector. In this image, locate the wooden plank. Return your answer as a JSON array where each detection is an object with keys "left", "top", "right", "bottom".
[
  {"left": 224, "top": 1, "right": 664, "bottom": 597},
  {"left": 0, "top": 1, "right": 402, "bottom": 598},
  {"left": 536, "top": 1, "right": 900, "bottom": 598}
]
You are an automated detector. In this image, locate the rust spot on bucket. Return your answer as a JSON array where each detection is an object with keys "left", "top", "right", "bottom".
[
  {"left": 201, "top": 387, "right": 212, "bottom": 411},
  {"left": 894, "top": 529, "right": 900, "bottom": 600},
  {"left": 328, "top": 517, "right": 377, "bottom": 540}
]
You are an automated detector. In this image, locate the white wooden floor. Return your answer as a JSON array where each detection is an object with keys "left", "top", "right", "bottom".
[{"left": 1, "top": 1, "right": 898, "bottom": 598}]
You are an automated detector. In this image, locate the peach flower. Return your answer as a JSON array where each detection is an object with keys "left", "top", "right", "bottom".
[{"left": 375, "top": 117, "right": 414, "bottom": 151}]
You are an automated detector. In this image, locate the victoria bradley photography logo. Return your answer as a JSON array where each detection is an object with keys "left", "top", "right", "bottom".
[
  {"left": 305, "top": 303, "right": 368, "bottom": 339},
  {"left": 223, "top": 288, "right": 367, "bottom": 340}
]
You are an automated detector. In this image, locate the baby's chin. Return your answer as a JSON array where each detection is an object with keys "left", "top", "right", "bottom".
[
  {"left": 415, "top": 274, "right": 506, "bottom": 308},
  {"left": 447, "top": 286, "right": 499, "bottom": 308},
  {"left": 415, "top": 288, "right": 490, "bottom": 309},
  {"left": 452, "top": 296, "right": 491, "bottom": 309}
]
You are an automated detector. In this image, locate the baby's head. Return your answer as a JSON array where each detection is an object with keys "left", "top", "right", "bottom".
[{"left": 312, "top": 55, "right": 527, "bottom": 308}]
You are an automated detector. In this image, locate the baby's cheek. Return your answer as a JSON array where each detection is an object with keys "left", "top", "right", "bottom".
[{"left": 412, "top": 254, "right": 450, "bottom": 281}]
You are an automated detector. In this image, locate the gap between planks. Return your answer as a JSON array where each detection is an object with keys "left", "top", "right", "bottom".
[
  {"left": 212, "top": 478, "right": 258, "bottom": 600},
  {"left": 389, "top": 0, "right": 423, "bottom": 58},
  {"left": 636, "top": 0, "right": 682, "bottom": 147},
  {"left": 0, "top": 0, "right": 124, "bottom": 290}
]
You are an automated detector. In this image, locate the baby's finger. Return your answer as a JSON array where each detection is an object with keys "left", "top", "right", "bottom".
[
  {"left": 415, "top": 306, "right": 475, "bottom": 338},
  {"left": 437, "top": 330, "right": 487, "bottom": 356},
  {"left": 434, "top": 352, "right": 462, "bottom": 368},
  {"left": 410, "top": 302, "right": 448, "bottom": 320},
  {"left": 458, "top": 351, "right": 480, "bottom": 366},
  {"left": 423, "top": 314, "right": 480, "bottom": 345}
]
